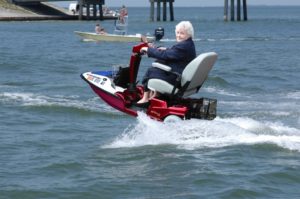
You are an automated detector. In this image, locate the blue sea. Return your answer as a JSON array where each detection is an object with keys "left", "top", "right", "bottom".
[{"left": 1, "top": 6, "right": 300, "bottom": 198}]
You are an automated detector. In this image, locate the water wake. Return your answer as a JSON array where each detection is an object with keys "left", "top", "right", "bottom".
[
  {"left": 104, "top": 112, "right": 300, "bottom": 152},
  {"left": 160, "top": 36, "right": 299, "bottom": 43},
  {"left": 0, "top": 92, "right": 120, "bottom": 114}
]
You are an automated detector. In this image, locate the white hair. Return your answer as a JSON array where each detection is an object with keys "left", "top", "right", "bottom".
[{"left": 175, "top": 21, "right": 194, "bottom": 39}]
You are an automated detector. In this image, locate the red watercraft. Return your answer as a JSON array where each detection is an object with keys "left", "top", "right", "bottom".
[{"left": 81, "top": 42, "right": 218, "bottom": 122}]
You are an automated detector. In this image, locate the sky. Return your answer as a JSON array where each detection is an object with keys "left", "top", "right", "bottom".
[{"left": 104, "top": 0, "right": 300, "bottom": 7}]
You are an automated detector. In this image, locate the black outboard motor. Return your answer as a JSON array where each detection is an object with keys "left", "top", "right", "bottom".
[{"left": 154, "top": 27, "right": 164, "bottom": 41}]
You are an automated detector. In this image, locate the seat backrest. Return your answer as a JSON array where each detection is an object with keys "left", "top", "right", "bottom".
[{"left": 181, "top": 52, "right": 218, "bottom": 96}]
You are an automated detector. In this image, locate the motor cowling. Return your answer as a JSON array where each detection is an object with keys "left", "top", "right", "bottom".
[{"left": 154, "top": 27, "right": 164, "bottom": 41}]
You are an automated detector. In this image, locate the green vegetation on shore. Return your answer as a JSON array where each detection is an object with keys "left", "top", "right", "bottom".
[
  {"left": 1, "top": 0, "right": 19, "bottom": 10},
  {"left": 0, "top": 0, "right": 32, "bottom": 13}
]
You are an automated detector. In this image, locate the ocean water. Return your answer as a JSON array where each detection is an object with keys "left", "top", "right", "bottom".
[{"left": 1, "top": 6, "right": 300, "bottom": 198}]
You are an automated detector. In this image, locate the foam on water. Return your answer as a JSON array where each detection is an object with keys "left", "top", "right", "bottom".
[
  {"left": 104, "top": 112, "right": 300, "bottom": 152},
  {"left": 286, "top": 91, "right": 300, "bottom": 100},
  {"left": 204, "top": 86, "right": 242, "bottom": 97},
  {"left": 160, "top": 38, "right": 203, "bottom": 42},
  {"left": 0, "top": 92, "right": 120, "bottom": 114},
  {"left": 159, "top": 36, "right": 298, "bottom": 44},
  {"left": 160, "top": 37, "right": 283, "bottom": 43}
]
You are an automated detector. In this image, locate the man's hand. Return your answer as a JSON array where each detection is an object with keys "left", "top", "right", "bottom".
[
  {"left": 140, "top": 47, "right": 148, "bottom": 54},
  {"left": 141, "top": 35, "right": 148, "bottom": 43}
]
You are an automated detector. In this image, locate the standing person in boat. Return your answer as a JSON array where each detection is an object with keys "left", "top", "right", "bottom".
[
  {"left": 119, "top": 5, "right": 128, "bottom": 24},
  {"left": 95, "top": 23, "right": 106, "bottom": 34},
  {"left": 136, "top": 21, "right": 196, "bottom": 105}
]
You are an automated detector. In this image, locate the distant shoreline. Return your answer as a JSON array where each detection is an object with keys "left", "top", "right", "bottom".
[
  {"left": 0, "top": 1, "right": 76, "bottom": 21},
  {"left": 1, "top": 1, "right": 299, "bottom": 22},
  {"left": 0, "top": 1, "right": 118, "bottom": 21},
  {"left": 0, "top": 7, "right": 76, "bottom": 21}
]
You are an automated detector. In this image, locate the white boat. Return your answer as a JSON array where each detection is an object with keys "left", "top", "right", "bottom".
[{"left": 74, "top": 31, "right": 155, "bottom": 43}]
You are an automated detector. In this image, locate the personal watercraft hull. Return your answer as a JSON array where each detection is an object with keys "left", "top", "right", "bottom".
[
  {"left": 81, "top": 43, "right": 217, "bottom": 121},
  {"left": 82, "top": 71, "right": 216, "bottom": 121},
  {"left": 81, "top": 71, "right": 138, "bottom": 117}
]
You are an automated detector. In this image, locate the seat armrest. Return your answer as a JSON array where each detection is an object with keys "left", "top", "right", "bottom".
[{"left": 152, "top": 62, "right": 171, "bottom": 72}]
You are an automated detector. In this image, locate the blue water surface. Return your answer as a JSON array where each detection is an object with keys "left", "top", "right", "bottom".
[{"left": 0, "top": 6, "right": 300, "bottom": 199}]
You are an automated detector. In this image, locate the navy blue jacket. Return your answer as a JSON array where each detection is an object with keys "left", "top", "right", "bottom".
[
  {"left": 147, "top": 37, "right": 196, "bottom": 74},
  {"left": 141, "top": 38, "right": 196, "bottom": 90}
]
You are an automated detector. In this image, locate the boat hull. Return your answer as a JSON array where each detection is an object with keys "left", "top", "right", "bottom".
[
  {"left": 75, "top": 31, "right": 155, "bottom": 42},
  {"left": 81, "top": 72, "right": 138, "bottom": 117},
  {"left": 89, "top": 84, "right": 137, "bottom": 117}
]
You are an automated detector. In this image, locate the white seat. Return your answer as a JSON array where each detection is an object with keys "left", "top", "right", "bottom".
[
  {"left": 147, "top": 52, "right": 218, "bottom": 98},
  {"left": 114, "top": 15, "right": 128, "bottom": 35}
]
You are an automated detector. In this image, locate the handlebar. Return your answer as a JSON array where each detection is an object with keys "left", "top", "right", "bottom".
[{"left": 132, "top": 42, "right": 149, "bottom": 54}]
